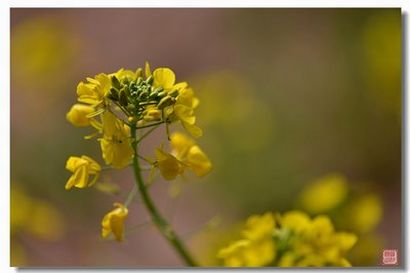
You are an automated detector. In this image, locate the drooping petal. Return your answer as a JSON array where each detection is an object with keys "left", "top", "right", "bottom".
[
  {"left": 187, "top": 145, "right": 212, "bottom": 177},
  {"left": 155, "top": 148, "right": 184, "bottom": 180}
]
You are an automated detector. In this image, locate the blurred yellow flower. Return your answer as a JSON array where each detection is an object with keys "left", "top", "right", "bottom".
[
  {"left": 11, "top": 18, "right": 78, "bottom": 90},
  {"left": 11, "top": 186, "right": 65, "bottom": 241},
  {"left": 218, "top": 213, "right": 276, "bottom": 267},
  {"left": 66, "top": 103, "right": 95, "bottom": 127},
  {"left": 173, "top": 87, "right": 202, "bottom": 138},
  {"left": 345, "top": 194, "right": 383, "bottom": 233},
  {"left": 362, "top": 11, "right": 401, "bottom": 116},
  {"left": 100, "top": 111, "right": 134, "bottom": 169},
  {"left": 298, "top": 174, "right": 348, "bottom": 214},
  {"left": 277, "top": 211, "right": 357, "bottom": 267},
  {"left": 155, "top": 148, "right": 185, "bottom": 180},
  {"left": 155, "top": 132, "right": 212, "bottom": 180},
  {"left": 101, "top": 202, "right": 128, "bottom": 241},
  {"left": 218, "top": 211, "right": 357, "bottom": 267},
  {"left": 242, "top": 212, "right": 275, "bottom": 241},
  {"left": 65, "top": 155, "right": 101, "bottom": 190}
]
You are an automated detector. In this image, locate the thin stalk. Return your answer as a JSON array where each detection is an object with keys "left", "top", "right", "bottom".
[
  {"left": 136, "top": 121, "right": 164, "bottom": 129},
  {"left": 130, "top": 126, "right": 197, "bottom": 266}
]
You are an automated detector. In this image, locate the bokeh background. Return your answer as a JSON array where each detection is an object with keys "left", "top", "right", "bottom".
[{"left": 11, "top": 8, "right": 401, "bottom": 267}]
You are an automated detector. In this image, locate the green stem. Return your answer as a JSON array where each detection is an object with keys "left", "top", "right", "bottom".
[{"left": 130, "top": 126, "right": 197, "bottom": 266}]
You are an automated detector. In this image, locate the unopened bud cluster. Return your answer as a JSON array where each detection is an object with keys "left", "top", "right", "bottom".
[{"left": 108, "top": 71, "right": 178, "bottom": 121}]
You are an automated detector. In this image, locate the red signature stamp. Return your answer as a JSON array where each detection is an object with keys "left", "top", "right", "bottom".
[{"left": 382, "top": 249, "right": 398, "bottom": 265}]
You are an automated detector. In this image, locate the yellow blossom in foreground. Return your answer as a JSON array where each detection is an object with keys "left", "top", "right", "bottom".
[
  {"left": 218, "top": 213, "right": 276, "bottom": 267},
  {"left": 156, "top": 132, "right": 212, "bottom": 180},
  {"left": 65, "top": 155, "right": 101, "bottom": 190},
  {"left": 100, "top": 111, "right": 134, "bottom": 169},
  {"left": 277, "top": 211, "right": 357, "bottom": 267},
  {"left": 218, "top": 211, "right": 357, "bottom": 267},
  {"left": 101, "top": 202, "right": 128, "bottom": 241},
  {"left": 76, "top": 73, "right": 111, "bottom": 107},
  {"left": 298, "top": 174, "right": 348, "bottom": 214},
  {"left": 66, "top": 103, "right": 95, "bottom": 127}
]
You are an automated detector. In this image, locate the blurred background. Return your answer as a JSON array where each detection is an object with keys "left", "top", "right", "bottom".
[{"left": 11, "top": 8, "right": 401, "bottom": 267}]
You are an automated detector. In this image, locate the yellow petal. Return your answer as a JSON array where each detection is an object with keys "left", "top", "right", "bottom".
[
  {"left": 183, "top": 122, "right": 203, "bottom": 138},
  {"left": 170, "top": 132, "right": 195, "bottom": 158},
  {"left": 174, "top": 104, "right": 195, "bottom": 125},
  {"left": 76, "top": 82, "right": 94, "bottom": 97},
  {"left": 155, "top": 148, "right": 184, "bottom": 180},
  {"left": 65, "top": 156, "right": 87, "bottom": 172},
  {"left": 66, "top": 104, "right": 95, "bottom": 127},
  {"left": 335, "top": 232, "right": 358, "bottom": 251},
  {"left": 187, "top": 145, "right": 212, "bottom": 177},
  {"left": 280, "top": 211, "right": 311, "bottom": 233},
  {"left": 153, "top": 68, "right": 176, "bottom": 89}
]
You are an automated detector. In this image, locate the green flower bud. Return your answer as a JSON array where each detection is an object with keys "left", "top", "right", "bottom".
[
  {"left": 111, "top": 75, "right": 122, "bottom": 90},
  {"left": 136, "top": 77, "right": 143, "bottom": 85},
  {"left": 108, "top": 88, "right": 119, "bottom": 101},
  {"left": 168, "top": 89, "right": 179, "bottom": 98},
  {"left": 135, "top": 68, "right": 142, "bottom": 79},
  {"left": 157, "top": 91, "right": 167, "bottom": 98},
  {"left": 146, "top": 75, "right": 154, "bottom": 85},
  {"left": 119, "top": 90, "right": 128, "bottom": 106},
  {"left": 139, "top": 90, "right": 149, "bottom": 100},
  {"left": 149, "top": 91, "right": 158, "bottom": 100},
  {"left": 126, "top": 104, "right": 136, "bottom": 112},
  {"left": 154, "top": 87, "right": 164, "bottom": 93}
]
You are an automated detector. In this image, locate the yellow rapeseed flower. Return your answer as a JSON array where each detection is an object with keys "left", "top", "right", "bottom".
[
  {"left": 65, "top": 155, "right": 101, "bottom": 190},
  {"left": 173, "top": 87, "right": 202, "bottom": 137},
  {"left": 66, "top": 103, "right": 95, "bottom": 127},
  {"left": 101, "top": 202, "right": 128, "bottom": 241},
  {"left": 155, "top": 148, "right": 186, "bottom": 180},
  {"left": 218, "top": 213, "right": 276, "bottom": 267},
  {"left": 76, "top": 73, "right": 111, "bottom": 107},
  {"left": 277, "top": 210, "right": 357, "bottom": 267},
  {"left": 218, "top": 211, "right": 357, "bottom": 267},
  {"left": 99, "top": 111, "right": 134, "bottom": 169},
  {"left": 155, "top": 132, "right": 212, "bottom": 180},
  {"left": 149, "top": 65, "right": 202, "bottom": 137}
]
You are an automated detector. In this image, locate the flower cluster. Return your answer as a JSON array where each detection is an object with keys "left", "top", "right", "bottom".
[
  {"left": 65, "top": 63, "right": 212, "bottom": 242},
  {"left": 296, "top": 173, "right": 384, "bottom": 265},
  {"left": 217, "top": 211, "right": 357, "bottom": 267}
]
